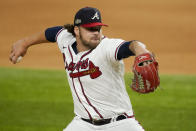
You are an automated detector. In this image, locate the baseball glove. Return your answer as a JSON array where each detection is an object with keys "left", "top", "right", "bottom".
[{"left": 131, "top": 53, "right": 160, "bottom": 94}]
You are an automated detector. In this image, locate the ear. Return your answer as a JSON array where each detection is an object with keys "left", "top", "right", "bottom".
[{"left": 74, "top": 26, "right": 79, "bottom": 37}]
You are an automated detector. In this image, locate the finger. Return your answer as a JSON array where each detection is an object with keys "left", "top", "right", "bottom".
[
  {"left": 11, "top": 56, "right": 17, "bottom": 64},
  {"left": 9, "top": 52, "right": 15, "bottom": 62},
  {"left": 12, "top": 54, "right": 20, "bottom": 64}
]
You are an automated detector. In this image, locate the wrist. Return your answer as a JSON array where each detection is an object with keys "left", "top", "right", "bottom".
[
  {"left": 23, "top": 37, "right": 33, "bottom": 49},
  {"left": 135, "top": 49, "right": 150, "bottom": 56},
  {"left": 129, "top": 41, "right": 149, "bottom": 56}
]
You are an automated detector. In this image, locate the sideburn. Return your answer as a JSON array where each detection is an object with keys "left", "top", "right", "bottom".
[{"left": 78, "top": 28, "right": 91, "bottom": 48}]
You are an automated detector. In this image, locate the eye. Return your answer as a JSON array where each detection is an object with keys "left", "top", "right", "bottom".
[{"left": 86, "top": 27, "right": 101, "bottom": 32}]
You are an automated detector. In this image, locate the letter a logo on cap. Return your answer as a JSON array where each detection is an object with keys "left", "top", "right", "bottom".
[{"left": 91, "top": 12, "right": 99, "bottom": 20}]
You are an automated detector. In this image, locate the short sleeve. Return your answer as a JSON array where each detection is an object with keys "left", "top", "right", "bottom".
[
  {"left": 100, "top": 38, "right": 126, "bottom": 63},
  {"left": 45, "top": 26, "right": 63, "bottom": 42},
  {"left": 108, "top": 38, "right": 126, "bottom": 61},
  {"left": 56, "top": 29, "right": 75, "bottom": 53},
  {"left": 116, "top": 41, "right": 135, "bottom": 60}
]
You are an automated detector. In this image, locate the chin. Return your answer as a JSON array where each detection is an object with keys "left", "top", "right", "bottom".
[
  {"left": 89, "top": 42, "right": 99, "bottom": 49},
  {"left": 93, "top": 41, "right": 100, "bottom": 46}
]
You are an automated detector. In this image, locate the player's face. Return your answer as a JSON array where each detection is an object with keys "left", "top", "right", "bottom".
[{"left": 78, "top": 26, "right": 102, "bottom": 49}]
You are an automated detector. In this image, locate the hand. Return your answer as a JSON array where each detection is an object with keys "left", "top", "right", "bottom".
[{"left": 9, "top": 39, "right": 28, "bottom": 64}]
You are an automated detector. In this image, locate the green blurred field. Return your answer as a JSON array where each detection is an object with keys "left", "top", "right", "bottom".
[{"left": 0, "top": 67, "right": 196, "bottom": 131}]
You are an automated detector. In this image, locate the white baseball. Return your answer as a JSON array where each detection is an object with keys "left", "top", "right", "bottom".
[{"left": 16, "top": 56, "right": 23, "bottom": 63}]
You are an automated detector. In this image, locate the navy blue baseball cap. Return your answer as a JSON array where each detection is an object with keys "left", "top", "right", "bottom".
[{"left": 74, "top": 7, "right": 108, "bottom": 27}]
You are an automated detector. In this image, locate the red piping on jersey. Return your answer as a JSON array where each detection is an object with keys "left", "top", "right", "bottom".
[
  {"left": 114, "top": 41, "right": 126, "bottom": 60},
  {"left": 125, "top": 112, "right": 144, "bottom": 130},
  {"left": 68, "top": 46, "right": 93, "bottom": 120},
  {"left": 80, "top": 49, "right": 93, "bottom": 60},
  {"left": 55, "top": 28, "right": 64, "bottom": 42},
  {"left": 68, "top": 45, "right": 104, "bottom": 119},
  {"left": 79, "top": 48, "right": 104, "bottom": 119},
  {"left": 62, "top": 53, "right": 68, "bottom": 70},
  {"left": 124, "top": 113, "right": 135, "bottom": 118},
  {"left": 78, "top": 76, "right": 104, "bottom": 119},
  {"left": 62, "top": 53, "right": 65, "bottom": 62},
  {"left": 71, "top": 77, "right": 92, "bottom": 120}
]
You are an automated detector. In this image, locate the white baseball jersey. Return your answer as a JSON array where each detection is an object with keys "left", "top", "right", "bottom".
[{"left": 56, "top": 29, "right": 133, "bottom": 120}]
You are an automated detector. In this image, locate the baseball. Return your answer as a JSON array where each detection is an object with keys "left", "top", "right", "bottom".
[{"left": 16, "top": 56, "right": 23, "bottom": 63}]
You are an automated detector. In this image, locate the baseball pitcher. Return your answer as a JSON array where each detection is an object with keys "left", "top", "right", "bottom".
[{"left": 10, "top": 7, "right": 160, "bottom": 131}]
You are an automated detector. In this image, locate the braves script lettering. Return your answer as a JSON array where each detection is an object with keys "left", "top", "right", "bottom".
[{"left": 66, "top": 58, "right": 102, "bottom": 79}]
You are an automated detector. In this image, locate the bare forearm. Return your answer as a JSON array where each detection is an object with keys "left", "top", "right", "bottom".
[
  {"left": 129, "top": 40, "right": 149, "bottom": 56},
  {"left": 22, "top": 31, "right": 49, "bottom": 48}
]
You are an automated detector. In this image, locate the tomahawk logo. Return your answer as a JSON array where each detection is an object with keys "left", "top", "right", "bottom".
[{"left": 91, "top": 12, "right": 99, "bottom": 20}]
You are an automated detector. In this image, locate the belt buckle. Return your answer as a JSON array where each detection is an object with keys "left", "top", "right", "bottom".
[{"left": 92, "top": 119, "right": 96, "bottom": 125}]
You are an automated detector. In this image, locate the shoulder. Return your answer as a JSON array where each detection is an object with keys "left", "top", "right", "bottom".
[
  {"left": 101, "top": 37, "right": 125, "bottom": 45},
  {"left": 95, "top": 37, "right": 126, "bottom": 61},
  {"left": 99, "top": 37, "right": 125, "bottom": 50},
  {"left": 56, "top": 29, "right": 76, "bottom": 50},
  {"left": 56, "top": 29, "right": 74, "bottom": 41},
  {"left": 56, "top": 29, "right": 75, "bottom": 45}
]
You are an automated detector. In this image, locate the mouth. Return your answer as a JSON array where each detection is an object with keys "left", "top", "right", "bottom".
[
  {"left": 91, "top": 37, "right": 100, "bottom": 41},
  {"left": 91, "top": 35, "right": 100, "bottom": 40}
]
